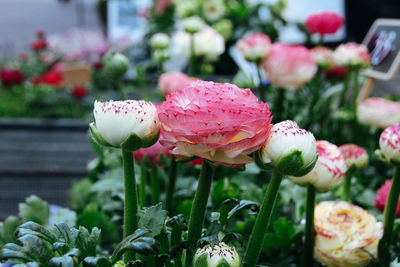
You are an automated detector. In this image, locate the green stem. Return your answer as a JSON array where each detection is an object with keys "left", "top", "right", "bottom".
[
  {"left": 306, "top": 70, "right": 322, "bottom": 128},
  {"left": 342, "top": 165, "right": 356, "bottom": 202},
  {"left": 378, "top": 167, "right": 400, "bottom": 264},
  {"left": 257, "top": 63, "right": 266, "bottom": 102},
  {"left": 171, "top": 226, "right": 183, "bottom": 267},
  {"left": 189, "top": 34, "right": 196, "bottom": 77},
  {"left": 139, "top": 162, "right": 147, "bottom": 208},
  {"left": 243, "top": 170, "right": 283, "bottom": 267},
  {"left": 273, "top": 89, "right": 285, "bottom": 123},
  {"left": 150, "top": 165, "right": 160, "bottom": 205},
  {"left": 339, "top": 69, "right": 351, "bottom": 107},
  {"left": 122, "top": 150, "right": 138, "bottom": 262},
  {"left": 185, "top": 160, "right": 216, "bottom": 266},
  {"left": 318, "top": 34, "right": 324, "bottom": 46},
  {"left": 117, "top": 81, "right": 126, "bottom": 100},
  {"left": 166, "top": 158, "right": 178, "bottom": 212},
  {"left": 353, "top": 69, "right": 359, "bottom": 110},
  {"left": 302, "top": 185, "right": 316, "bottom": 267}
]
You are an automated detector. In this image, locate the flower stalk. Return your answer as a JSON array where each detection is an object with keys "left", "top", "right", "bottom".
[
  {"left": 150, "top": 166, "right": 160, "bottom": 205},
  {"left": 339, "top": 69, "right": 351, "bottom": 107},
  {"left": 342, "top": 165, "right": 356, "bottom": 202},
  {"left": 166, "top": 158, "right": 177, "bottom": 212},
  {"left": 139, "top": 161, "right": 147, "bottom": 208},
  {"left": 189, "top": 34, "right": 196, "bottom": 77},
  {"left": 257, "top": 63, "right": 266, "bottom": 102},
  {"left": 302, "top": 185, "right": 316, "bottom": 267}
]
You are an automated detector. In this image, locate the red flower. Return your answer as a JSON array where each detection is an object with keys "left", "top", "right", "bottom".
[
  {"left": 72, "top": 86, "right": 89, "bottom": 98},
  {"left": 0, "top": 68, "right": 25, "bottom": 87},
  {"left": 305, "top": 11, "right": 344, "bottom": 35},
  {"left": 324, "top": 64, "right": 347, "bottom": 79},
  {"left": 33, "top": 71, "right": 62, "bottom": 86},
  {"left": 375, "top": 180, "right": 400, "bottom": 217},
  {"left": 31, "top": 40, "right": 48, "bottom": 51}
]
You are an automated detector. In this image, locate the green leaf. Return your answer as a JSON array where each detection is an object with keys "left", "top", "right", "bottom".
[
  {"left": 0, "top": 216, "right": 21, "bottom": 246},
  {"left": 17, "top": 234, "right": 53, "bottom": 263},
  {"left": 1, "top": 243, "right": 32, "bottom": 262},
  {"left": 17, "top": 222, "right": 57, "bottom": 245},
  {"left": 83, "top": 256, "right": 111, "bottom": 267},
  {"left": 76, "top": 226, "right": 101, "bottom": 257},
  {"left": 69, "top": 179, "right": 93, "bottom": 211},
  {"left": 55, "top": 223, "right": 78, "bottom": 246},
  {"left": 49, "top": 255, "right": 74, "bottom": 267},
  {"left": 227, "top": 200, "right": 259, "bottom": 221},
  {"left": 138, "top": 203, "right": 167, "bottom": 238},
  {"left": 19, "top": 196, "right": 50, "bottom": 225}
]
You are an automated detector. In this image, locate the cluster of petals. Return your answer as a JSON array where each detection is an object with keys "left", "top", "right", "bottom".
[
  {"left": 158, "top": 72, "right": 198, "bottom": 96},
  {"left": 305, "top": 11, "right": 344, "bottom": 35},
  {"left": 237, "top": 32, "right": 271, "bottom": 62},
  {"left": 333, "top": 43, "right": 371, "bottom": 68},
  {"left": 339, "top": 144, "right": 368, "bottom": 170},
  {"left": 310, "top": 46, "right": 334, "bottom": 69},
  {"left": 357, "top": 97, "right": 400, "bottom": 129},
  {"left": 314, "top": 201, "right": 383, "bottom": 267},
  {"left": 262, "top": 43, "right": 317, "bottom": 91},
  {"left": 379, "top": 123, "right": 400, "bottom": 164},
  {"left": 375, "top": 179, "right": 400, "bottom": 217},
  {"left": 134, "top": 135, "right": 173, "bottom": 166},
  {"left": 0, "top": 68, "right": 25, "bottom": 87},
  {"left": 290, "top": 140, "right": 347, "bottom": 192},
  {"left": 157, "top": 80, "right": 272, "bottom": 167}
]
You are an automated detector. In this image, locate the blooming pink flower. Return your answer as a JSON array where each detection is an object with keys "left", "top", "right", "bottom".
[
  {"left": 310, "top": 46, "right": 334, "bottom": 69},
  {"left": 134, "top": 136, "right": 173, "bottom": 166},
  {"left": 237, "top": 32, "right": 271, "bottom": 62},
  {"left": 333, "top": 43, "right": 371, "bottom": 68},
  {"left": 305, "top": 11, "right": 344, "bottom": 35},
  {"left": 0, "top": 68, "right": 25, "bottom": 87},
  {"left": 154, "top": 0, "right": 172, "bottom": 15},
  {"left": 262, "top": 43, "right": 317, "bottom": 91},
  {"left": 158, "top": 72, "right": 198, "bottom": 96},
  {"left": 375, "top": 180, "right": 400, "bottom": 217},
  {"left": 357, "top": 97, "right": 400, "bottom": 129},
  {"left": 339, "top": 144, "right": 368, "bottom": 170},
  {"left": 158, "top": 80, "right": 272, "bottom": 167}
]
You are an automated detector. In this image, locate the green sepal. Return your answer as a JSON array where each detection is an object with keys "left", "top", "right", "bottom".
[
  {"left": 295, "top": 154, "right": 318, "bottom": 177},
  {"left": 121, "top": 131, "right": 160, "bottom": 152},
  {"left": 193, "top": 252, "right": 208, "bottom": 267},
  {"left": 89, "top": 123, "right": 113, "bottom": 148},
  {"left": 375, "top": 149, "right": 388, "bottom": 164},
  {"left": 277, "top": 150, "right": 318, "bottom": 177},
  {"left": 254, "top": 150, "right": 274, "bottom": 171}
]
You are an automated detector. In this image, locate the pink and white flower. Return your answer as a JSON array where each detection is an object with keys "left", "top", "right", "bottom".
[
  {"left": 193, "top": 242, "right": 241, "bottom": 267},
  {"left": 378, "top": 123, "right": 400, "bottom": 164},
  {"left": 339, "top": 144, "right": 368, "bottom": 170},
  {"left": 333, "top": 43, "right": 371, "bottom": 69},
  {"left": 262, "top": 43, "right": 317, "bottom": 91},
  {"left": 158, "top": 80, "right": 272, "bottom": 167},
  {"left": 158, "top": 72, "right": 198, "bottom": 96},
  {"left": 290, "top": 140, "right": 347, "bottom": 192},
  {"left": 134, "top": 136, "right": 173, "bottom": 166},
  {"left": 237, "top": 32, "right": 271, "bottom": 62},
  {"left": 305, "top": 11, "right": 344, "bottom": 35},
  {"left": 375, "top": 180, "right": 400, "bottom": 217},
  {"left": 310, "top": 46, "right": 334, "bottom": 69},
  {"left": 357, "top": 97, "right": 400, "bottom": 129}
]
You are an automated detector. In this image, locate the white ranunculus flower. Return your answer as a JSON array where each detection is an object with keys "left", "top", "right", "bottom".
[
  {"left": 193, "top": 242, "right": 241, "bottom": 267},
  {"left": 150, "top": 33, "right": 170, "bottom": 49},
  {"left": 194, "top": 27, "right": 225, "bottom": 60},
  {"left": 333, "top": 42, "right": 371, "bottom": 69},
  {"left": 202, "top": 0, "right": 226, "bottom": 22},
  {"left": 92, "top": 100, "right": 160, "bottom": 148},
  {"left": 183, "top": 16, "right": 205, "bottom": 34},
  {"left": 339, "top": 144, "right": 368, "bottom": 170},
  {"left": 378, "top": 123, "right": 400, "bottom": 165},
  {"left": 260, "top": 120, "right": 317, "bottom": 176},
  {"left": 357, "top": 97, "right": 400, "bottom": 129}
]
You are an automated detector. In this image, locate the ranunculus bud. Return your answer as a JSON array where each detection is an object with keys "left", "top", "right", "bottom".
[
  {"left": 193, "top": 242, "right": 240, "bottom": 267},
  {"left": 305, "top": 11, "right": 344, "bottom": 35},
  {"left": 152, "top": 49, "right": 170, "bottom": 62},
  {"left": 262, "top": 43, "right": 317, "bottom": 91},
  {"left": 310, "top": 46, "right": 334, "bottom": 70},
  {"left": 158, "top": 72, "right": 198, "bottom": 96},
  {"left": 237, "top": 32, "right": 271, "bottom": 62},
  {"left": 376, "top": 123, "right": 400, "bottom": 165},
  {"left": 375, "top": 179, "right": 400, "bottom": 217},
  {"left": 183, "top": 16, "right": 205, "bottom": 34},
  {"left": 150, "top": 33, "right": 170, "bottom": 49},
  {"left": 103, "top": 52, "right": 129, "bottom": 81},
  {"left": 339, "top": 144, "right": 368, "bottom": 170},
  {"left": 259, "top": 120, "right": 317, "bottom": 176},
  {"left": 357, "top": 97, "right": 400, "bottom": 129},
  {"left": 314, "top": 201, "right": 383, "bottom": 267},
  {"left": 333, "top": 43, "right": 371, "bottom": 69},
  {"left": 290, "top": 140, "right": 347, "bottom": 192},
  {"left": 90, "top": 100, "right": 160, "bottom": 151},
  {"left": 202, "top": 0, "right": 225, "bottom": 22}
]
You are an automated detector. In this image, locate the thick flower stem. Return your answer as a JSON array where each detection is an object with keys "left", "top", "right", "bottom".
[
  {"left": 302, "top": 185, "right": 316, "bottom": 267},
  {"left": 378, "top": 166, "right": 400, "bottom": 264},
  {"left": 117, "top": 81, "right": 126, "bottom": 101},
  {"left": 139, "top": 162, "right": 147, "bottom": 208},
  {"left": 339, "top": 70, "right": 351, "bottom": 107},
  {"left": 185, "top": 160, "right": 216, "bottom": 266},
  {"left": 150, "top": 166, "right": 160, "bottom": 205},
  {"left": 353, "top": 69, "right": 360, "bottom": 110},
  {"left": 122, "top": 150, "right": 138, "bottom": 262},
  {"left": 273, "top": 89, "right": 285, "bottom": 123},
  {"left": 166, "top": 158, "right": 177, "bottom": 212},
  {"left": 243, "top": 170, "right": 283, "bottom": 267},
  {"left": 342, "top": 165, "right": 356, "bottom": 202},
  {"left": 189, "top": 34, "right": 196, "bottom": 77}
]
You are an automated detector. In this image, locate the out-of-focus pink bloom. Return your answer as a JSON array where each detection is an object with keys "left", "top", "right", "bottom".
[
  {"left": 324, "top": 64, "right": 348, "bottom": 78},
  {"left": 34, "top": 71, "right": 62, "bottom": 86},
  {"left": 155, "top": 0, "right": 172, "bottom": 15},
  {"left": 357, "top": 97, "right": 400, "bottom": 129},
  {"left": 379, "top": 123, "right": 400, "bottom": 164},
  {"left": 158, "top": 72, "right": 198, "bottom": 96},
  {"left": 262, "top": 43, "right": 317, "bottom": 91},
  {"left": 333, "top": 43, "right": 371, "bottom": 68},
  {"left": 237, "top": 32, "right": 271, "bottom": 62},
  {"left": 52, "top": 62, "right": 67, "bottom": 73},
  {"left": 310, "top": 46, "right": 334, "bottom": 69},
  {"left": 158, "top": 80, "right": 272, "bottom": 167},
  {"left": 375, "top": 180, "right": 400, "bottom": 217},
  {"left": 305, "top": 11, "right": 344, "bottom": 35},
  {"left": 339, "top": 144, "right": 368, "bottom": 170},
  {"left": 72, "top": 86, "right": 89, "bottom": 98},
  {"left": 134, "top": 136, "right": 173, "bottom": 166},
  {"left": 0, "top": 68, "right": 25, "bottom": 87}
]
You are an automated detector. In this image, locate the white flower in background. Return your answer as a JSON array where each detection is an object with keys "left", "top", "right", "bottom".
[
  {"left": 339, "top": 144, "right": 369, "bottom": 170},
  {"left": 183, "top": 16, "right": 205, "bottom": 34},
  {"left": 290, "top": 140, "right": 347, "bottom": 192},
  {"left": 314, "top": 201, "right": 383, "bottom": 267},
  {"left": 171, "top": 30, "right": 191, "bottom": 56},
  {"left": 202, "top": 0, "right": 226, "bottom": 22},
  {"left": 153, "top": 49, "right": 170, "bottom": 62},
  {"left": 174, "top": 0, "right": 199, "bottom": 18},
  {"left": 357, "top": 97, "right": 400, "bottom": 129},
  {"left": 237, "top": 32, "right": 272, "bottom": 62},
  {"left": 378, "top": 123, "right": 400, "bottom": 165},
  {"left": 150, "top": 33, "right": 170, "bottom": 49},
  {"left": 310, "top": 46, "right": 334, "bottom": 70},
  {"left": 260, "top": 120, "right": 317, "bottom": 176},
  {"left": 212, "top": 19, "right": 233, "bottom": 40},
  {"left": 333, "top": 43, "right": 371, "bottom": 69},
  {"left": 92, "top": 100, "right": 160, "bottom": 148},
  {"left": 193, "top": 242, "right": 241, "bottom": 267}
]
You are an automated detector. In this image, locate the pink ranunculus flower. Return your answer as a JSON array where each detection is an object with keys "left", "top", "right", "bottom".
[
  {"left": 305, "top": 11, "right": 344, "bottom": 35},
  {"left": 158, "top": 72, "right": 198, "bottom": 96},
  {"left": 236, "top": 32, "right": 271, "bottom": 62},
  {"left": 378, "top": 123, "right": 400, "bottom": 164},
  {"left": 333, "top": 43, "right": 371, "bottom": 69},
  {"left": 375, "top": 180, "right": 400, "bottom": 217},
  {"left": 290, "top": 140, "right": 348, "bottom": 192},
  {"left": 339, "top": 144, "right": 368, "bottom": 170},
  {"left": 310, "top": 46, "right": 334, "bottom": 70},
  {"left": 158, "top": 80, "right": 272, "bottom": 167},
  {"left": 262, "top": 43, "right": 317, "bottom": 91},
  {"left": 134, "top": 135, "right": 173, "bottom": 166},
  {"left": 357, "top": 97, "right": 400, "bottom": 129}
]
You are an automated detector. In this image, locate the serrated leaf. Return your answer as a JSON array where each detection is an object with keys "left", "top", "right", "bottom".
[
  {"left": 17, "top": 234, "right": 53, "bottom": 263},
  {"left": 0, "top": 216, "right": 21, "bottom": 246},
  {"left": 138, "top": 203, "right": 167, "bottom": 238},
  {"left": 49, "top": 255, "right": 74, "bottom": 267},
  {"left": 18, "top": 222, "right": 57, "bottom": 245},
  {"left": 110, "top": 228, "right": 150, "bottom": 264},
  {"left": 83, "top": 256, "right": 111, "bottom": 267},
  {"left": 19, "top": 196, "right": 50, "bottom": 225},
  {"left": 76, "top": 226, "right": 101, "bottom": 257}
]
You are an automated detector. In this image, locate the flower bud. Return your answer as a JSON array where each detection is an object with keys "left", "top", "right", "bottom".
[
  {"left": 339, "top": 144, "right": 368, "bottom": 170},
  {"left": 310, "top": 46, "right": 334, "bottom": 70},
  {"left": 183, "top": 16, "right": 205, "bottom": 34},
  {"left": 237, "top": 32, "right": 271, "bottom": 62},
  {"left": 152, "top": 49, "right": 170, "bottom": 62},
  {"left": 259, "top": 120, "right": 317, "bottom": 176},
  {"left": 90, "top": 100, "right": 160, "bottom": 151},
  {"left": 333, "top": 43, "right": 371, "bottom": 69},
  {"left": 150, "top": 33, "right": 170, "bottom": 50},
  {"left": 193, "top": 242, "right": 240, "bottom": 267},
  {"left": 357, "top": 97, "right": 400, "bottom": 129},
  {"left": 103, "top": 52, "right": 129, "bottom": 81},
  {"left": 290, "top": 140, "right": 347, "bottom": 192},
  {"left": 377, "top": 123, "right": 400, "bottom": 165}
]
